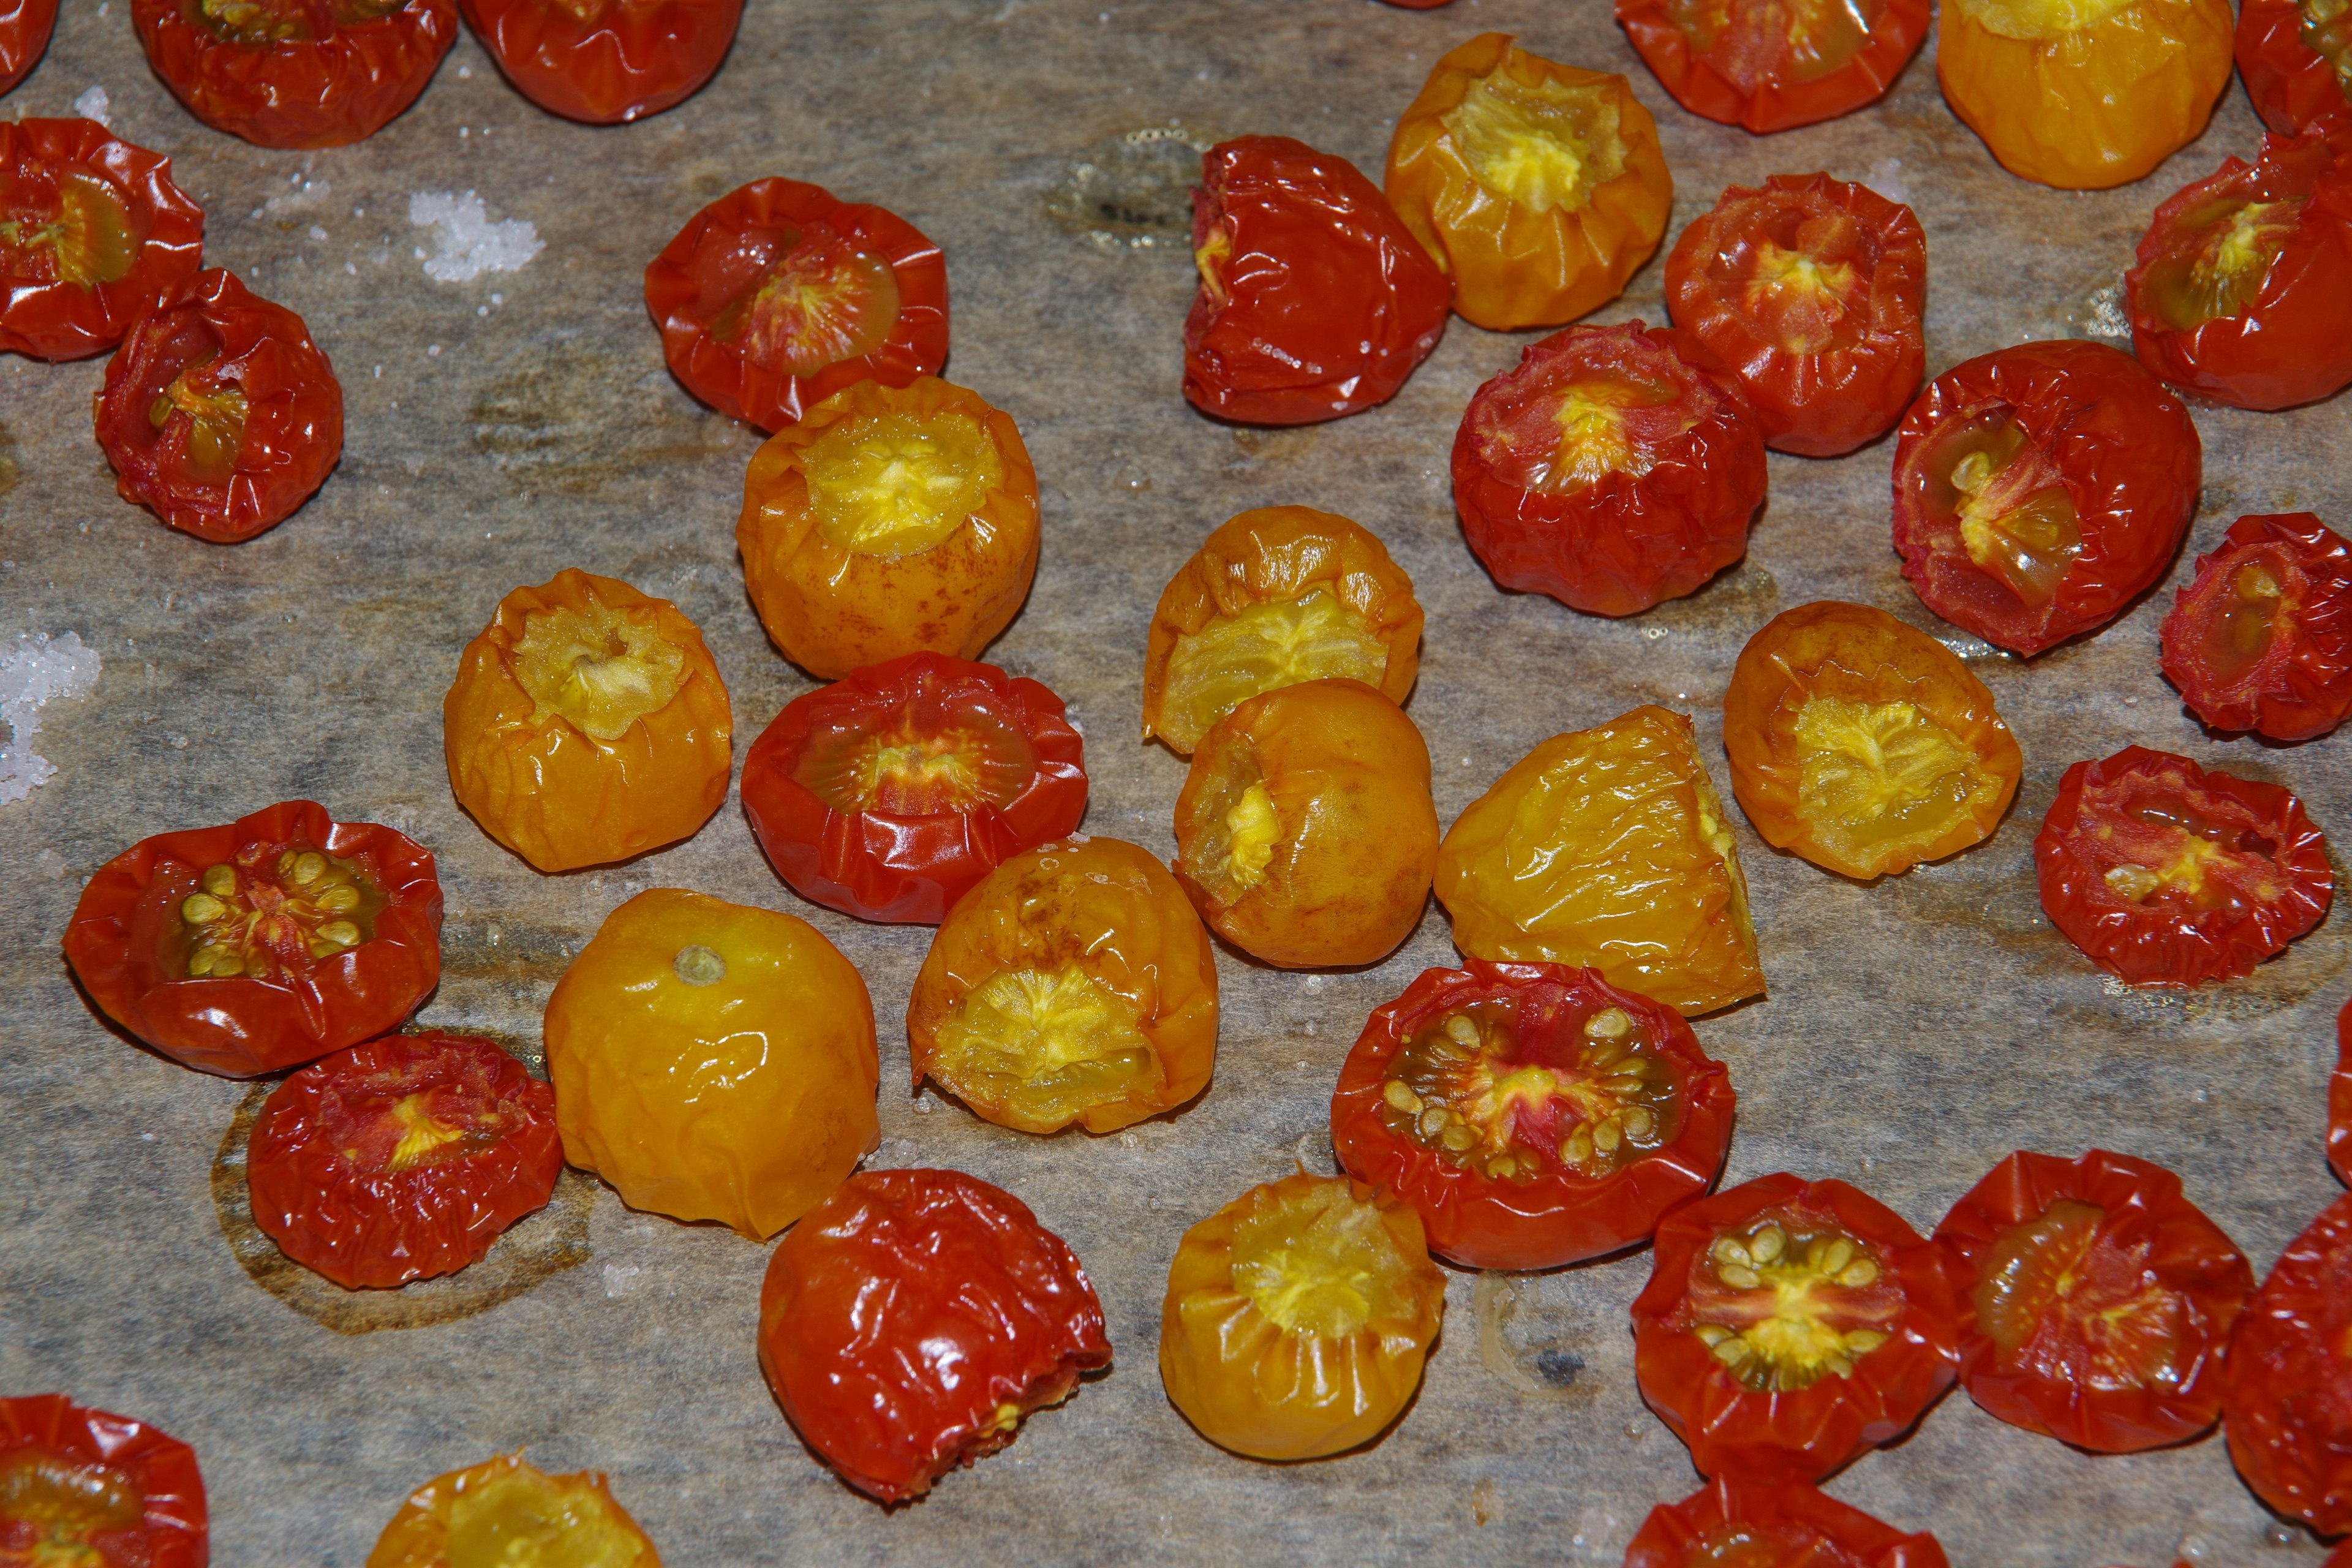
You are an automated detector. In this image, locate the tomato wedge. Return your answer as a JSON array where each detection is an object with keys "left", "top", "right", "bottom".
[
  {"left": 0, "top": 1395, "right": 207, "bottom": 1568},
  {"left": 1, "top": 119, "right": 205, "bottom": 364},
  {"left": 458, "top": 0, "right": 741, "bottom": 123},
  {"left": 132, "top": 0, "right": 458, "bottom": 149},
  {"left": 2158, "top": 511, "right": 2352, "bottom": 742},
  {"left": 2222, "top": 1189, "right": 2352, "bottom": 1537},
  {"left": 1616, "top": 0, "right": 1931, "bottom": 132},
  {"left": 2236, "top": 0, "right": 2352, "bottom": 133},
  {"left": 1624, "top": 1476, "right": 1951, "bottom": 1567},
  {"left": 0, "top": 0, "right": 57, "bottom": 94}
]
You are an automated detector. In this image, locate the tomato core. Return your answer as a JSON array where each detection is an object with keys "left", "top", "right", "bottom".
[
  {"left": 1790, "top": 695, "right": 1987, "bottom": 867},
  {"left": 176, "top": 845, "right": 380, "bottom": 978},
  {"left": 793, "top": 704, "right": 1036, "bottom": 816},
  {"left": 1974, "top": 1197, "right": 2188, "bottom": 1391},
  {"left": 712, "top": 222, "right": 902, "bottom": 379},
  {"left": 1158, "top": 589, "right": 1389, "bottom": 752},
  {"left": 147, "top": 356, "right": 247, "bottom": 478},
  {"left": 1914, "top": 413, "right": 2081, "bottom": 608},
  {"left": 1686, "top": 1216, "right": 1900, "bottom": 1392},
  {"left": 1193, "top": 222, "right": 1233, "bottom": 306},
  {"left": 1665, "top": 0, "right": 1882, "bottom": 86},
  {"left": 1959, "top": 0, "right": 2135, "bottom": 39},
  {"left": 509, "top": 599, "right": 687, "bottom": 742},
  {"left": 0, "top": 1447, "right": 145, "bottom": 1562},
  {"left": 305, "top": 1049, "right": 519, "bottom": 1175},
  {"left": 1, "top": 176, "right": 139, "bottom": 290},
  {"left": 1229, "top": 1178, "right": 1423, "bottom": 1338},
  {"left": 2142, "top": 197, "right": 2305, "bottom": 331},
  {"left": 799, "top": 409, "right": 1003, "bottom": 558},
  {"left": 2080, "top": 786, "right": 2286, "bottom": 911},
  {"left": 2195, "top": 558, "right": 2286, "bottom": 679},
  {"left": 1175, "top": 746, "right": 1281, "bottom": 903},
  {"left": 1440, "top": 66, "right": 1626, "bottom": 216},
  {"left": 926, "top": 965, "right": 1161, "bottom": 1128},
  {"left": 439, "top": 1464, "right": 647, "bottom": 1567}
]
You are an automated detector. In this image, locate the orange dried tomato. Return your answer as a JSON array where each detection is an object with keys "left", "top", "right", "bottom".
[
  {"left": 1616, "top": 0, "right": 1930, "bottom": 131},
  {"left": 1, "top": 118, "right": 205, "bottom": 363},
  {"left": 1384, "top": 34, "right": 1672, "bottom": 331},
  {"left": 2158, "top": 512, "right": 2352, "bottom": 742},
  {"left": 2237, "top": 0, "right": 2352, "bottom": 132},
  {"left": 1625, "top": 1477, "right": 1951, "bottom": 1568},
  {"left": 365, "top": 1452, "right": 658, "bottom": 1567},
  {"left": 132, "top": 0, "right": 458, "bottom": 149},
  {"left": 2222, "top": 1190, "right": 2352, "bottom": 1537},
  {"left": 0, "top": 0, "right": 55, "bottom": 93},
  {"left": 459, "top": 0, "right": 741, "bottom": 124},
  {"left": 443, "top": 568, "right": 733, "bottom": 873},
  {"left": 0, "top": 1395, "right": 208, "bottom": 1568}
]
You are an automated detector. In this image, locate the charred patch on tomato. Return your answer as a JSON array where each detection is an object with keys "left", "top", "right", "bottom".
[
  {"left": 926, "top": 963, "right": 1163, "bottom": 1128},
  {"left": 1441, "top": 65, "right": 1627, "bottom": 214},
  {"left": 175, "top": 844, "right": 383, "bottom": 979},
  {"left": 797, "top": 406, "right": 1003, "bottom": 558},
  {"left": 711, "top": 222, "right": 902, "bottom": 377},
  {"left": 508, "top": 597, "right": 688, "bottom": 742},
  {"left": 1685, "top": 1215, "right": 1898, "bottom": 1392}
]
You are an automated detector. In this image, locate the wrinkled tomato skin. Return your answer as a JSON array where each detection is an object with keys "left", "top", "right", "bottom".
[
  {"left": 1932, "top": 1148, "right": 2253, "bottom": 1453},
  {"left": 365, "top": 1453, "right": 657, "bottom": 1567},
  {"left": 1664, "top": 175, "right": 1926, "bottom": 458},
  {"left": 0, "top": 0, "right": 57, "bottom": 94},
  {"left": 2222, "top": 1190, "right": 2352, "bottom": 1536},
  {"left": 1331, "top": 962, "right": 1735, "bottom": 1270},
  {"left": 2033, "top": 747, "right": 2332, "bottom": 987},
  {"left": 2332, "top": 995, "right": 2351, "bottom": 1187},
  {"left": 1624, "top": 1477, "right": 1951, "bottom": 1568},
  {"left": 0, "top": 1395, "right": 208, "bottom": 1568},
  {"left": 1184, "top": 135, "right": 1451, "bottom": 426},
  {"left": 1, "top": 119, "right": 204, "bottom": 363},
  {"left": 1616, "top": 0, "right": 1930, "bottom": 132},
  {"left": 2159, "top": 513, "right": 2352, "bottom": 741},
  {"left": 459, "top": 0, "right": 740, "bottom": 123},
  {"left": 2237, "top": 0, "right": 2352, "bottom": 132},
  {"left": 132, "top": 0, "right": 457, "bottom": 149},
  {"left": 64, "top": 799, "right": 443, "bottom": 1079},
  {"left": 759, "top": 1168, "right": 1111, "bottom": 1505}
]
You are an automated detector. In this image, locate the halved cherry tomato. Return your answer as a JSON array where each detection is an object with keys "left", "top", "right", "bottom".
[
  {"left": 1932, "top": 1148, "right": 2253, "bottom": 1452},
  {"left": 2222, "top": 1189, "right": 2352, "bottom": 1537},
  {"left": 1624, "top": 1477, "right": 1951, "bottom": 1568},
  {"left": 2332, "top": 995, "right": 2351, "bottom": 1186},
  {"left": 1332, "top": 961, "right": 1734, "bottom": 1271},
  {"left": 65, "top": 799, "right": 443, "bottom": 1078},
  {"left": 1616, "top": 0, "right": 1930, "bottom": 132},
  {"left": 1453, "top": 320, "right": 1767, "bottom": 617},
  {"left": 1, "top": 119, "right": 204, "bottom": 363},
  {"left": 1631, "top": 1171, "right": 1962, "bottom": 1482},
  {"left": 0, "top": 1395, "right": 207, "bottom": 1568},
  {"left": 740, "top": 652, "right": 1088, "bottom": 925},
  {"left": 1185, "top": 134, "right": 1450, "bottom": 424},
  {"left": 94, "top": 268, "right": 342, "bottom": 543},
  {"left": 0, "top": 0, "right": 56, "bottom": 94},
  {"left": 459, "top": 0, "right": 741, "bottom": 123},
  {"left": 366, "top": 1452, "right": 657, "bottom": 1566},
  {"left": 2158, "top": 512, "right": 2352, "bottom": 741},
  {"left": 2237, "top": 0, "right": 2352, "bottom": 133},
  {"left": 2033, "top": 747, "right": 2332, "bottom": 987},
  {"left": 760, "top": 1167, "right": 1111, "bottom": 1504},
  {"left": 132, "top": 0, "right": 458, "bottom": 149},
  {"left": 644, "top": 176, "right": 946, "bottom": 432},
  {"left": 1891, "top": 339, "right": 2200, "bottom": 656},
  {"left": 1663, "top": 174, "right": 1926, "bottom": 458},
  {"left": 246, "top": 1030, "right": 562, "bottom": 1290}
]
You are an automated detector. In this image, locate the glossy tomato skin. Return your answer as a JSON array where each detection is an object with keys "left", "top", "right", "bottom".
[
  {"left": 366, "top": 1452, "right": 657, "bottom": 1567},
  {"left": 2332, "top": 995, "right": 2351, "bottom": 1187},
  {"left": 246, "top": 1030, "right": 562, "bottom": 1290},
  {"left": 0, "top": 0, "right": 57, "bottom": 94},
  {"left": 64, "top": 799, "right": 443, "bottom": 1078},
  {"left": 459, "top": 0, "right": 740, "bottom": 123},
  {"left": 1891, "top": 340, "right": 2199, "bottom": 656},
  {"left": 2034, "top": 747, "right": 2332, "bottom": 986},
  {"left": 2237, "top": 0, "right": 2352, "bottom": 132},
  {"left": 759, "top": 1168, "right": 1111, "bottom": 1504},
  {"left": 133, "top": 0, "right": 458, "bottom": 149},
  {"left": 2222, "top": 1190, "right": 2352, "bottom": 1536},
  {"left": 1, "top": 119, "right": 204, "bottom": 363},
  {"left": 1616, "top": 0, "right": 1929, "bottom": 132},
  {"left": 1184, "top": 135, "right": 1450, "bottom": 425},
  {"left": 741, "top": 652, "right": 1088, "bottom": 924},
  {"left": 1664, "top": 174, "right": 1926, "bottom": 458},
  {"left": 2159, "top": 512, "right": 2352, "bottom": 741},
  {"left": 1624, "top": 1477, "right": 1951, "bottom": 1568},
  {"left": 0, "top": 1395, "right": 208, "bottom": 1567}
]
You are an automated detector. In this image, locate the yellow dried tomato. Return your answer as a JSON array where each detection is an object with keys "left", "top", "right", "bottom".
[
  {"left": 365, "top": 1452, "right": 660, "bottom": 1568},
  {"left": 443, "top": 568, "right": 733, "bottom": 874}
]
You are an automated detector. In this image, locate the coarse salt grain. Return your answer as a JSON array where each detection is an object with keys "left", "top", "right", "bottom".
[
  {"left": 407, "top": 190, "right": 544, "bottom": 284},
  {"left": 1, "top": 631, "right": 102, "bottom": 806}
]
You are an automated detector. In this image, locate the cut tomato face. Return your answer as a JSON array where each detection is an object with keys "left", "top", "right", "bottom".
[
  {"left": 458, "top": 0, "right": 742, "bottom": 123},
  {"left": 2222, "top": 1190, "right": 2352, "bottom": 1537},
  {"left": 2237, "top": 0, "right": 2352, "bottom": 133},
  {"left": 2159, "top": 511, "right": 2352, "bottom": 741},
  {"left": 0, "top": 119, "right": 206, "bottom": 363},
  {"left": 132, "top": 0, "right": 457, "bottom": 148},
  {"left": 1624, "top": 1476, "right": 1952, "bottom": 1568},
  {"left": 1616, "top": 0, "right": 1930, "bottom": 132},
  {"left": 0, "top": 1395, "right": 207, "bottom": 1568},
  {"left": 365, "top": 1452, "right": 658, "bottom": 1566}
]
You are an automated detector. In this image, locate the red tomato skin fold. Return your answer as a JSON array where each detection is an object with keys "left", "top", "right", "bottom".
[
  {"left": 1615, "top": 0, "right": 1930, "bottom": 132},
  {"left": 132, "top": 0, "right": 457, "bottom": 149},
  {"left": 2158, "top": 513, "right": 2352, "bottom": 741},
  {"left": 2222, "top": 1190, "right": 2352, "bottom": 1536},
  {"left": 0, "top": 118, "right": 206, "bottom": 363},
  {"left": 459, "top": 0, "right": 741, "bottom": 123},
  {"left": 1183, "top": 135, "right": 1451, "bottom": 426},
  {"left": 0, "top": 1394, "right": 208, "bottom": 1567},
  {"left": 2236, "top": 0, "right": 2352, "bottom": 133},
  {"left": 739, "top": 652, "right": 1089, "bottom": 925},
  {"left": 0, "top": 0, "right": 58, "bottom": 94},
  {"left": 2332, "top": 995, "right": 2351, "bottom": 1187},
  {"left": 1623, "top": 1476, "right": 1951, "bottom": 1568}
]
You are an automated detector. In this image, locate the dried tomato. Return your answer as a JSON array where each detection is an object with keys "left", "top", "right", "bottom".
[
  {"left": 1722, "top": 601, "right": 2022, "bottom": 880},
  {"left": 1436, "top": 706, "right": 1763, "bottom": 1016},
  {"left": 544, "top": 888, "right": 878, "bottom": 1238},
  {"left": 65, "top": 799, "right": 442, "bottom": 1079},
  {"left": 1, "top": 118, "right": 205, "bottom": 363},
  {"left": 246, "top": 1030, "right": 562, "bottom": 1290},
  {"left": 2033, "top": 747, "right": 2332, "bottom": 987},
  {"left": 0, "top": 1395, "right": 207, "bottom": 1568},
  {"left": 132, "top": 0, "right": 458, "bottom": 149},
  {"left": 1891, "top": 339, "right": 2199, "bottom": 656},
  {"left": 737, "top": 374, "right": 1038, "bottom": 680},
  {"left": 2159, "top": 512, "right": 2352, "bottom": 741},
  {"left": 0, "top": 0, "right": 55, "bottom": 94},
  {"left": 1632, "top": 1171, "right": 1963, "bottom": 1482},
  {"left": 759, "top": 1168, "right": 1111, "bottom": 1504},
  {"left": 1616, "top": 0, "right": 1929, "bottom": 132},
  {"left": 2222, "top": 1189, "right": 2352, "bottom": 1536},
  {"left": 459, "top": 0, "right": 740, "bottom": 123},
  {"left": 365, "top": 1452, "right": 657, "bottom": 1566},
  {"left": 1184, "top": 134, "right": 1450, "bottom": 424},
  {"left": 1159, "top": 1171, "right": 1444, "bottom": 1460},
  {"left": 443, "top": 567, "right": 733, "bottom": 873},
  {"left": 907, "top": 836, "right": 1219, "bottom": 1136},
  {"left": 1663, "top": 174, "right": 1926, "bottom": 458},
  {"left": 1331, "top": 962, "right": 1735, "bottom": 1271},
  {"left": 1933, "top": 1148, "right": 2253, "bottom": 1452},
  {"left": 644, "top": 176, "right": 946, "bottom": 432},
  {"left": 2238, "top": 0, "right": 2352, "bottom": 132},
  {"left": 742, "top": 652, "right": 1086, "bottom": 925},
  {"left": 1624, "top": 1477, "right": 1951, "bottom": 1568},
  {"left": 1382, "top": 34, "right": 1671, "bottom": 331},
  {"left": 2332, "top": 995, "right": 2351, "bottom": 1186}
]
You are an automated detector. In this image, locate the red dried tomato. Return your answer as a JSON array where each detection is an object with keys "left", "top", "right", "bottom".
[
  {"left": 458, "top": 0, "right": 739, "bottom": 123},
  {"left": 2223, "top": 1189, "right": 2352, "bottom": 1536},
  {"left": 64, "top": 799, "right": 443, "bottom": 1078},
  {"left": 0, "top": 0, "right": 56, "bottom": 94},
  {"left": 1330, "top": 962, "right": 1733, "bottom": 1271},
  {"left": 2159, "top": 512, "right": 2352, "bottom": 741},
  {"left": 246, "top": 1030, "right": 562, "bottom": 1289},
  {"left": 1184, "top": 134, "right": 1450, "bottom": 426},
  {"left": 1624, "top": 1476, "right": 1951, "bottom": 1568},
  {"left": 1933, "top": 1148, "right": 2253, "bottom": 1452},
  {"left": 758, "top": 1168, "right": 1111, "bottom": 1504},
  {"left": 1662, "top": 174, "right": 1925, "bottom": 458},
  {"left": 2033, "top": 747, "right": 2332, "bottom": 987},
  {"left": 1, "top": 118, "right": 205, "bottom": 363},
  {"left": 740, "top": 652, "right": 1088, "bottom": 925},
  {"left": 1631, "top": 1171, "right": 1962, "bottom": 1483},
  {"left": 2332, "top": 995, "right": 2351, "bottom": 1186},
  {"left": 0, "top": 1395, "right": 207, "bottom": 1567},
  {"left": 2237, "top": 0, "right": 2352, "bottom": 133},
  {"left": 644, "top": 177, "right": 946, "bottom": 433},
  {"left": 1452, "top": 320, "right": 1766, "bottom": 616},
  {"left": 1616, "top": 0, "right": 1930, "bottom": 132},
  {"left": 132, "top": 0, "right": 458, "bottom": 149},
  {"left": 1891, "top": 339, "right": 2200, "bottom": 656}
]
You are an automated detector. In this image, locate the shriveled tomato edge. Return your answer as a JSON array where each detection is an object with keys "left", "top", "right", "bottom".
[
  {"left": 1623, "top": 1476, "right": 1951, "bottom": 1568},
  {"left": 0, "top": 117, "right": 206, "bottom": 363},
  {"left": 2236, "top": 0, "right": 2352, "bottom": 134},
  {"left": 2330, "top": 995, "right": 2351, "bottom": 1188},
  {"left": 1614, "top": 0, "right": 1930, "bottom": 132},
  {"left": 0, "top": 0, "right": 59, "bottom": 95},
  {"left": 2220, "top": 1189, "right": 2352, "bottom": 1537},
  {"left": 2158, "top": 512, "right": 2352, "bottom": 741},
  {"left": 0, "top": 1393, "right": 209, "bottom": 1567},
  {"left": 130, "top": 0, "right": 458, "bottom": 149},
  {"left": 457, "top": 0, "right": 743, "bottom": 123}
]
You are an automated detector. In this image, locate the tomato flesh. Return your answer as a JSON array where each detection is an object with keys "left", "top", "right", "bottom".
[
  {"left": 507, "top": 597, "right": 687, "bottom": 742},
  {"left": 797, "top": 406, "right": 1002, "bottom": 557},
  {"left": 1439, "top": 66, "right": 1627, "bottom": 214},
  {"left": 793, "top": 704, "right": 1034, "bottom": 817},
  {"left": 0, "top": 1447, "right": 145, "bottom": 1561},
  {"left": 1156, "top": 589, "right": 1389, "bottom": 752},
  {"left": 173, "top": 843, "right": 382, "bottom": 981},
  {"left": 1685, "top": 1213, "right": 1901, "bottom": 1394},
  {"left": 2304, "top": 0, "right": 2352, "bottom": 82},
  {"left": 925, "top": 965, "right": 1161, "bottom": 1129},
  {"left": 1973, "top": 1199, "right": 2190, "bottom": 1391},
  {"left": 709, "top": 222, "right": 902, "bottom": 377},
  {"left": 2, "top": 175, "right": 141, "bottom": 290},
  {"left": 2159, "top": 513, "right": 2352, "bottom": 740},
  {"left": 1471, "top": 344, "right": 1700, "bottom": 494},
  {"left": 1229, "top": 1175, "right": 1425, "bottom": 1339},
  {"left": 1665, "top": 0, "right": 1881, "bottom": 85}
]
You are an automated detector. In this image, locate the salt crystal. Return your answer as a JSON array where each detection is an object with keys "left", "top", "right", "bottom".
[
  {"left": 407, "top": 190, "right": 543, "bottom": 284},
  {"left": 72, "top": 86, "right": 110, "bottom": 126},
  {"left": 0, "top": 631, "right": 102, "bottom": 807},
  {"left": 1863, "top": 157, "right": 1909, "bottom": 206}
]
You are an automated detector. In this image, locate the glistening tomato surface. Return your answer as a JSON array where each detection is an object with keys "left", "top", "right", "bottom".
[
  {"left": 2222, "top": 1190, "right": 2352, "bottom": 1536},
  {"left": 364, "top": 1452, "right": 657, "bottom": 1567},
  {"left": 2159, "top": 512, "right": 2352, "bottom": 741},
  {"left": 132, "top": 0, "right": 458, "bottom": 149},
  {"left": 0, "top": 0, "right": 57, "bottom": 94},
  {"left": 2237, "top": 0, "right": 2352, "bottom": 132},
  {"left": 0, "top": 1395, "right": 208, "bottom": 1568},
  {"left": 2332, "top": 995, "right": 2351, "bottom": 1186},
  {"left": 1333, "top": 963, "right": 1734, "bottom": 1271},
  {"left": 459, "top": 0, "right": 742, "bottom": 123},
  {"left": 1623, "top": 1477, "right": 1952, "bottom": 1568},
  {"left": 1, "top": 119, "right": 205, "bottom": 363},
  {"left": 1616, "top": 0, "right": 1930, "bottom": 131}
]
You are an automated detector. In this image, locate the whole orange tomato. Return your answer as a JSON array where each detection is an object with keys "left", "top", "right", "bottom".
[{"left": 364, "top": 1452, "right": 658, "bottom": 1567}]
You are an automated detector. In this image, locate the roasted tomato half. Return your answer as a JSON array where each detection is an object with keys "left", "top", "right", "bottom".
[
  {"left": 0, "top": 1395, "right": 206, "bottom": 1568},
  {"left": 760, "top": 1168, "right": 1111, "bottom": 1504},
  {"left": 1891, "top": 340, "right": 2199, "bottom": 656},
  {"left": 1159, "top": 1172, "right": 1445, "bottom": 1461},
  {"left": 1383, "top": 33, "right": 1672, "bottom": 331},
  {"left": 459, "top": 0, "right": 741, "bottom": 123},
  {"left": 2333, "top": 995, "right": 2351, "bottom": 1187},
  {"left": 545, "top": 888, "right": 878, "bottom": 1239},
  {"left": 1141, "top": 505, "right": 1423, "bottom": 755},
  {"left": 2237, "top": 0, "right": 2352, "bottom": 132},
  {"left": 0, "top": 0, "right": 58, "bottom": 94},
  {"left": 2222, "top": 1190, "right": 2352, "bottom": 1536},
  {"left": 644, "top": 176, "right": 946, "bottom": 432},
  {"left": 132, "top": 0, "right": 458, "bottom": 149},
  {"left": 741, "top": 652, "right": 1087, "bottom": 925},
  {"left": 1933, "top": 1148, "right": 2253, "bottom": 1452},
  {"left": 1454, "top": 320, "right": 1767, "bottom": 617},
  {"left": 2160, "top": 512, "right": 2352, "bottom": 741},
  {"left": 1, "top": 119, "right": 205, "bottom": 363},
  {"left": 65, "top": 799, "right": 442, "bottom": 1078},
  {"left": 246, "top": 1030, "right": 562, "bottom": 1290},
  {"left": 365, "top": 1452, "right": 657, "bottom": 1567},
  {"left": 1624, "top": 1477, "right": 1951, "bottom": 1568},
  {"left": 1184, "top": 134, "right": 1451, "bottom": 424},
  {"left": 1617, "top": 0, "right": 1929, "bottom": 132},
  {"left": 1631, "top": 1171, "right": 1963, "bottom": 1482},
  {"left": 1722, "top": 601, "right": 2022, "bottom": 880},
  {"left": 1332, "top": 962, "right": 1735, "bottom": 1271},
  {"left": 2033, "top": 747, "right": 2332, "bottom": 987},
  {"left": 1663, "top": 174, "right": 1926, "bottom": 458}
]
